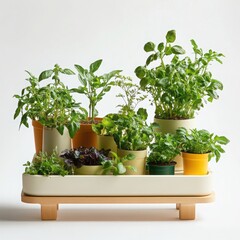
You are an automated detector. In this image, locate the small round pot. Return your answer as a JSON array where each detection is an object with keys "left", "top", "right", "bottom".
[
  {"left": 32, "top": 120, "right": 43, "bottom": 154},
  {"left": 182, "top": 152, "right": 209, "bottom": 175},
  {"left": 148, "top": 163, "right": 176, "bottom": 175},
  {"left": 74, "top": 165, "right": 103, "bottom": 175},
  {"left": 117, "top": 149, "right": 147, "bottom": 175},
  {"left": 72, "top": 117, "right": 102, "bottom": 149}
]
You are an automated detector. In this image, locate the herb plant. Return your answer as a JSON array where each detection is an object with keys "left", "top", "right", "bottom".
[
  {"left": 147, "top": 133, "right": 180, "bottom": 165},
  {"left": 73, "top": 60, "right": 121, "bottom": 123},
  {"left": 135, "top": 30, "right": 224, "bottom": 119},
  {"left": 60, "top": 147, "right": 110, "bottom": 168},
  {"left": 176, "top": 127, "right": 230, "bottom": 162},
  {"left": 113, "top": 109, "right": 153, "bottom": 151},
  {"left": 24, "top": 150, "right": 72, "bottom": 176},
  {"left": 101, "top": 151, "right": 136, "bottom": 175}
]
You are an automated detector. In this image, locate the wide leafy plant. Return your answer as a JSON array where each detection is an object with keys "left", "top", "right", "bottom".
[
  {"left": 147, "top": 133, "right": 180, "bottom": 165},
  {"left": 176, "top": 127, "right": 230, "bottom": 162},
  {"left": 73, "top": 59, "right": 121, "bottom": 123},
  {"left": 135, "top": 30, "right": 224, "bottom": 119}
]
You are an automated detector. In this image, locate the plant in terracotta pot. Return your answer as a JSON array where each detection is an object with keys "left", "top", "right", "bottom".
[
  {"left": 147, "top": 132, "right": 180, "bottom": 175},
  {"left": 13, "top": 71, "right": 45, "bottom": 153},
  {"left": 176, "top": 127, "right": 230, "bottom": 175},
  {"left": 60, "top": 146, "right": 110, "bottom": 175},
  {"left": 113, "top": 109, "right": 154, "bottom": 175},
  {"left": 135, "top": 29, "right": 224, "bottom": 133},
  {"left": 37, "top": 64, "right": 87, "bottom": 154},
  {"left": 72, "top": 59, "right": 121, "bottom": 148},
  {"left": 101, "top": 151, "right": 136, "bottom": 175}
]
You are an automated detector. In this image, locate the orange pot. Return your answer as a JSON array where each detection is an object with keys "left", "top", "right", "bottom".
[
  {"left": 32, "top": 120, "right": 43, "bottom": 154},
  {"left": 182, "top": 152, "right": 209, "bottom": 175},
  {"left": 71, "top": 118, "right": 102, "bottom": 149}
]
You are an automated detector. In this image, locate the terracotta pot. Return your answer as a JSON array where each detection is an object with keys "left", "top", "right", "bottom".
[
  {"left": 74, "top": 165, "right": 103, "bottom": 175},
  {"left": 117, "top": 149, "right": 147, "bottom": 175},
  {"left": 148, "top": 164, "right": 176, "bottom": 175},
  {"left": 32, "top": 120, "right": 43, "bottom": 154},
  {"left": 42, "top": 127, "right": 71, "bottom": 155},
  {"left": 97, "top": 135, "right": 117, "bottom": 155},
  {"left": 153, "top": 118, "right": 196, "bottom": 172},
  {"left": 72, "top": 118, "right": 102, "bottom": 149},
  {"left": 182, "top": 152, "right": 209, "bottom": 175}
]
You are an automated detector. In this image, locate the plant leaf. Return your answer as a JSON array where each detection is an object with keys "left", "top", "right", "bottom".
[
  {"left": 90, "top": 59, "right": 102, "bottom": 73},
  {"left": 166, "top": 30, "right": 176, "bottom": 43},
  {"left": 144, "top": 42, "right": 155, "bottom": 52},
  {"left": 39, "top": 70, "right": 53, "bottom": 81}
]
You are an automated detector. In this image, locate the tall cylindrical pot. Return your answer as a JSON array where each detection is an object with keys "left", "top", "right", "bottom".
[{"left": 32, "top": 120, "right": 43, "bottom": 154}]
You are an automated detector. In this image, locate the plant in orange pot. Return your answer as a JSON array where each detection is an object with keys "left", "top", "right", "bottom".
[
  {"left": 176, "top": 127, "right": 230, "bottom": 175},
  {"left": 71, "top": 59, "right": 121, "bottom": 148}
]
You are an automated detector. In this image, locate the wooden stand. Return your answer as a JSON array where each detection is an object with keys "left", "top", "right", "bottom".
[{"left": 21, "top": 192, "right": 214, "bottom": 220}]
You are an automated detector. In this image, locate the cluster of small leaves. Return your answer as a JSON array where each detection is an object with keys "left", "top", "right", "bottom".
[
  {"left": 14, "top": 64, "right": 87, "bottom": 138},
  {"left": 113, "top": 109, "right": 154, "bottom": 151},
  {"left": 135, "top": 30, "right": 224, "bottom": 119},
  {"left": 92, "top": 113, "right": 119, "bottom": 136},
  {"left": 23, "top": 150, "right": 72, "bottom": 176},
  {"left": 72, "top": 60, "right": 121, "bottom": 123},
  {"left": 114, "top": 74, "right": 147, "bottom": 115},
  {"left": 176, "top": 127, "right": 230, "bottom": 162},
  {"left": 101, "top": 151, "right": 136, "bottom": 175},
  {"left": 60, "top": 147, "right": 111, "bottom": 168},
  {"left": 147, "top": 132, "right": 181, "bottom": 165}
]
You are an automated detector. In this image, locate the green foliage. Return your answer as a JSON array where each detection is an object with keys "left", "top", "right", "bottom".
[
  {"left": 135, "top": 30, "right": 224, "bottom": 119},
  {"left": 176, "top": 127, "right": 230, "bottom": 162},
  {"left": 114, "top": 75, "right": 147, "bottom": 115},
  {"left": 23, "top": 150, "right": 72, "bottom": 176},
  {"left": 101, "top": 151, "right": 136, "bottom": 175},
  {"left": 113, "top": 109, "right": 153, "bottom": 151},
  {"left": 73, "top": 59, "right": 121, "bottom": 123},
  {"left": 147, "top": 133, "right": 180, "bottom": 165}
]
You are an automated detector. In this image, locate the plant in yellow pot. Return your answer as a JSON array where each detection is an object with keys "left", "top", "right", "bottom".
[{"left": 176, "top": 127, "right": 230, "bottom": 175}]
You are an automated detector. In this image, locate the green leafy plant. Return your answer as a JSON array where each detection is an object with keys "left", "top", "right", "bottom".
[
  {"left": 147, "top": 132, "right": 180, "bottom": 165},
  {"left": 24, "top": 149, "right": 72, "bottom": 176},
  {"left": 114, "top": 74, "right": 147, "bottom": 115},
  {"left": 135, "top": 30, "right": 224, "bottom": 119},
  {"left": 37, "top": 64, "right": 87, "bottom": 137},
  {"left": 60, "top": 147, "right": 110, "bottom": 169},
  {"left": 176, "top": 127, "right": 230, "bottom": 162},
  {"left": 101, "top": 151, "right": 136, "bottom": 175},
  {"left": 113, "top": 109, "right": 153, "bottom": 150},
  {"left": 73, "top": 59, "right": 121, "bottom": 123}
]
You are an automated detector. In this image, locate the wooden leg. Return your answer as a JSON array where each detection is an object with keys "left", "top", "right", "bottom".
[
  {"left": 179, "top": 204, "right": 195, "bottom": 220},
  {"left": 176, "top": 203, "right": 180, "bottom": 210},
  {"left": 41, "top": 204, "right": 58, "bottom": 220}
]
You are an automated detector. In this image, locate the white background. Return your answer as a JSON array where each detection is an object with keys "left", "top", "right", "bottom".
[{"left": 0, "top": 0, "right": 240, "bottom": 239}]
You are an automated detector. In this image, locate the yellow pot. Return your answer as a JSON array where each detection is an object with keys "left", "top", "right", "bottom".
[
  {"left": 182, "top": 152, "right": 209, "bottom": 175},
  {"left": 74, "top": 165, "right": 103, "bottom": 175}
]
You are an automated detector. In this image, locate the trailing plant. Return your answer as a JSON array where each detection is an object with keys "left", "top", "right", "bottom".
[
  {"left": 135, "top": 29, "right": 224, "bottom": 119},
  {"left": 114, "top": 74, "right": 146, "bottom": 115},
  {"left": 101, "top": 151, "right": 136, "bottom": 175},
  {"left": 37, "top": 64, "right": 87, "bottom": 137},
  {"left": 73, "top": 59, "right": 121, "bottom": 123},
  {"left": 147, "top": 132, "right": 180, "bottom": 165},
  {"left": 176, "top": 127, "right": 230, "bottom": 162},
  {"left": 92, "top": 113, "right": 119, "bottom": 136},
  {"left": 60, "top": 147, "right": 110, "bottom": 169},
  {"left": 23, "top": 149, "right": 72, "bottom": 176},
  {"left": 113, "top": 108, "right": 153, "bottom": 151}
]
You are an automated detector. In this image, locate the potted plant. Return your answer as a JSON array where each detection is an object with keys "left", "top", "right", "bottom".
[
  {"left": 135, "top": 29, "right": 224, "bottom": 134},
  {"left": 14, "top": 71, "right": 44, "bottom": 153},
  {"left": 101, "top": 151, "right": 136, "bottom": 175},
  {"left": 24, "top": 149, "right": 72, "bottom": 176},
  {"left": 176, "top": 127, "right": 230, "bottom": 175},
  {"left": 113, "top": 109, "right": 153, "bottom": 175},
  {"left": 147, "top": 133, "right": 180, "bottom": 175},
  {"left": 60, "top": 146, "right": 110, "bottom": 175},
  {"left": 71, "top": 59, "right": 121, "bottom": 148},
  {"left": 37, "top": 64, "right": 87, "bottom": 154}
]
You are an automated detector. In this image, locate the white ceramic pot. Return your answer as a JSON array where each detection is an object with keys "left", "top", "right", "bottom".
[
  {"left": 42, "top": 127, "right": 71, "bottom": 155},
  {"left": 117, "top": 149, "right": 147, "bottom": 175},
  {"left": 153, "top": 118, "right": 196, "bottom": 172}
]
